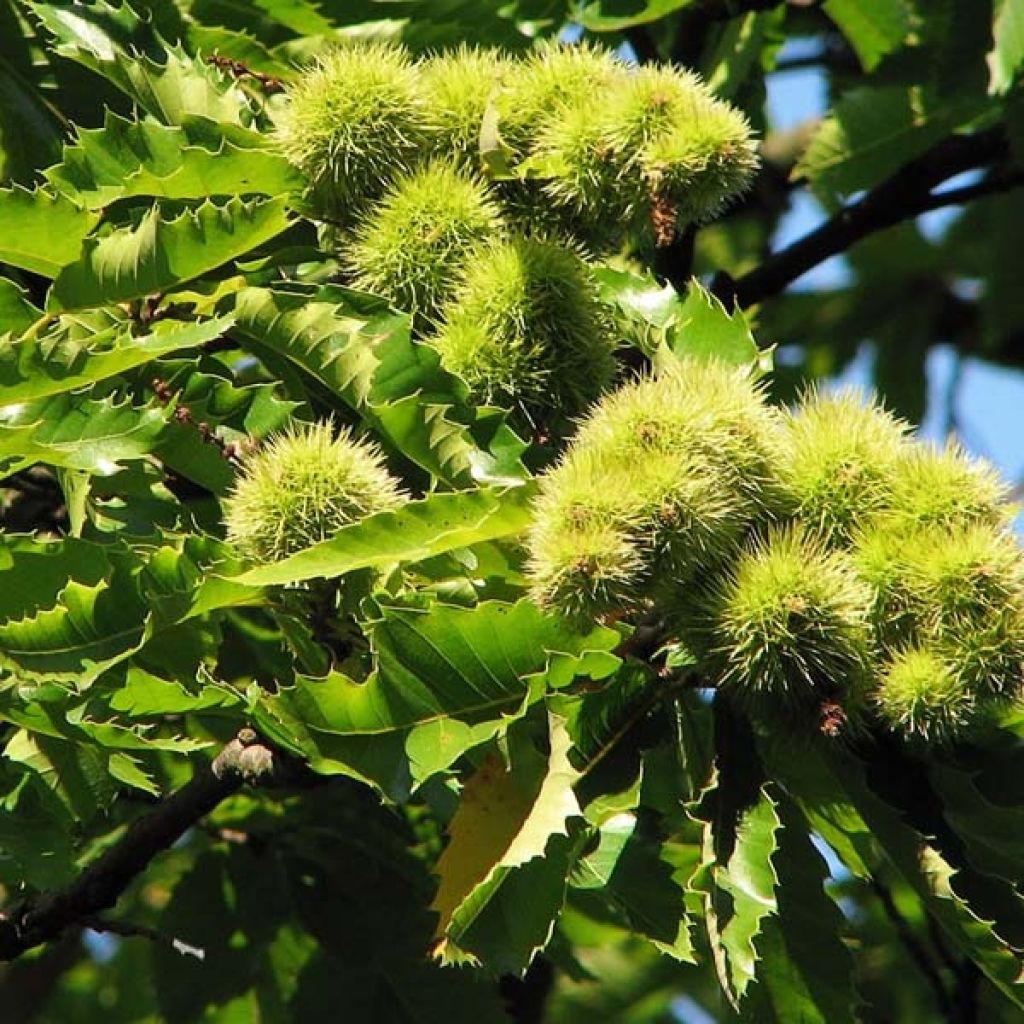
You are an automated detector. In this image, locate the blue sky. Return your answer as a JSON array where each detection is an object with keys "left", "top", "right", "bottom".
[{"left": 766, "top": 55, "right": 1024, "bottom": 502}]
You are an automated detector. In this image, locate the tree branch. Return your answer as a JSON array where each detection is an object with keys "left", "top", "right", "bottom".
[
  {"left": 714, "top": 128, "right": 1017, "bottom": 310},
  {"left": 0, "top": 730, "right": 278, "bottom": 963}
]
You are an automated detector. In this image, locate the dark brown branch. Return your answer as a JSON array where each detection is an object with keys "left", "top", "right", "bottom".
[
  {"left": 0, "top": 730, "right": 277, "bottom": 963},
  {"left": 715, "top": 128, "right": 1016, "bottom": 310}
]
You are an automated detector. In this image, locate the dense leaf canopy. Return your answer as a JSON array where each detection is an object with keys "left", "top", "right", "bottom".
[{"left": 1, "top": 2, "right": 1023, "bottom": 1022}]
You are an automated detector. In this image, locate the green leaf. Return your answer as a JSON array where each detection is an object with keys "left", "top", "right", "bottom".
[
  {"left": 0, "top": 393, "right": 168, "bottom": 477},
  {"left": 664, "top": 280, "right": 761, "bottom": 368},
  {"left": 762, "top": 739, "right": 1024, "bottom": 1009},
  {"left": 824, "top": 0, "right": 910, "bottom": 71},
  {"left": 4, "top": 729, "right": 116, "bottom": 820},
  {"left": 0, "top": 534, "right": 111, "bottom": 622},
  {"left": 233, "top": 286, "right": 525, "bottom": 486},
  {"left": 596, "top": 271, "right": 762, "bottom": 369},
  {"left": 0, "top": 314, "right": 234, "bottom": 403},
  {"left": 108, "top": 668, "right": 241, "bottom": 716},
  {"left": 230, "top": 486, "right": 535, "bottom": 587},
  {"left": 572, "top": 813, "right": 697, "bottom": 962},
  {"left": 693, "top": 783, "right": 782, "bottom": 1008},
  {"left": 280, "top": 598, "right": 619, "bottom": 734},
  {"left": 0, "top": 186, "right": 100, "bottom": 277},
  {"left": 0, "top": 277, "right": 40, "bottom": 335},
  {"left": 49, "top": 198, "right": 293, "bottom": 311},
  {"left": 45, "top": 112, "right": 303, "bottom": 208},
  {"left": 990, "top": 0, "right": 1024, "bottom": 93},
  {"left": 930, "top": 762, "right": 1024, "bottom": 884},
  {"left": 28, "top": 3, "right": 251, "bottom": 126},
  {"left": 579, "top": 0, "right": 691, "bottom": 31},
  {"left": 750, "top": 797, "right": 858, "bottom": 1023},
  {"left": 795, "top": 87, "right": 976, "bottom": 207},
  {"left": 431, "top": 716, "right": 582, "bottom": 973},
  {"left": 0, "top": 767, "right": 76, "bottom": 889},
  {"left": 0, "top": 574, "right": 148, "bottom": 683}
]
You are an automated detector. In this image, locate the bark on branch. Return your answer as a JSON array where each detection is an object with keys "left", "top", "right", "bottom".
[
  {"left": 0, "top": 730, "right": 277, "bottom": 962},
  {"left": 714, "top": 127, "right": 1020, "bottom": 309}
]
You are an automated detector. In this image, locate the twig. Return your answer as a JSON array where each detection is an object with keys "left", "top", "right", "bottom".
[
  {"left": 83, "top": 915, "right": 206, "bottom": 960},
  {"left": 869, "top": 877, "right": 951, "bottom": 1013},
  {"left": 715, "top": 128, "right": 1019, "bottom": 309},
  {"left": 0, "top": 730, "right": 276, "bottom": 963}
]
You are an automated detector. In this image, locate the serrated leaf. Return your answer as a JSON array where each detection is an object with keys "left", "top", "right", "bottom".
[
  {"left": 824, "top": 0, "right": 910, "bottom": 71},
  {"left": 572, "top": 812, "right": 697, "bottom": 962},
  {"left": 0, "top": 767, "right": 76, "bottom": 889},
  {"left": 28, "top": 3, "right": 251, "bottom": 126},
  {"left": 0, "top": 186, "right": 100, "bottom": 277},
  {"left": 700, "top": 785, "right": 782, "bottom": 1007},
  {"left": 664, "top": 280, "right": 760, "bottom": 368},
  {"left": 432, "top": 716, "right": 582, "bottom": 973},
  {"left": 0, "top": 534, "right": 112, "bottom": 622},
  {"left": 49, "top": 198, "right": 293, "bottom": 311},
  {"left": 0, "top": 314, "right": 234, "bottom": 403},
  {"left": 281, "top": 599, "right": 619, "bottom": 735},
  {"left": 108, "top": 667, "right": 240, "bottom": 716},
  {"left": 233, "top": 286, "right": 525, "bottom": 486},
  {"left": 749, "top": 797, "right": 858, "bottom": 1023},
  {"left": 0, "top": 575, "right": 148, "bottom": 683},
  {"left": 45, "top": 112, "right": 303, "bottom": 208},
  {"left": 4, "top": 728, "right": 116, "bottom": 820},
  {"left": 795, "top": 87, "right": 975, "bottom": 207},
  {"left": 990, "top": 0, "right": 1024, "bottom": 93},
  {"left": 578, "top": 0, "right": 691, "bottom": 31},
  {"left": 762, "top": 739, "right": 1024, "bottom": 1008},
  {"left": 230, "top": 486, "right": 535, "bottom": 587},
  {"left": 0, "top": 392, "right": 169, "bottom": 477},
  {"left": 597, "top": 270, "right": 762, "bottom": 369},
  {"left": 0, "top": 277, "right": 40, "bottom": 335},
  {"left": 931, "top": 762, "right": 1024, "bottom": 884}
]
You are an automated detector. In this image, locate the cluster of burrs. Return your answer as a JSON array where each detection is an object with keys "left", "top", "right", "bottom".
[
  {"left": 275, "top": 41, "right": 758, "bottom": 423},
  {"left": 527, "top": 358, "right": 1024, "bottom": 745}
]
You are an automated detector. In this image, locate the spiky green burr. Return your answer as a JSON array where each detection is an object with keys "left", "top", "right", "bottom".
[
  {"left": 778, "top": 389, "right": 910, "bottom": 544},
  {"left": 345, "top": 161, "right": 505, "bottom": 326},
  {"left": 420, "top": 46, "right": 511, "bottom": 164},
  {"left": 431, "top": 236, "right": 615, "bottom": 418},
  {"left": 534, "top": 64, "right": 758, "bottom": 250},
  {"left": 873, "top": 645, "right": 979, "bottom": 744},
  {"left": 224, "top": 422, "right": 404, "bottom": 563},
  {"left": 527, "top": 358, "right": 784, "bottom": 621},
  {"left": 887, "top": 441, "right": 1012, "bottom": 530},
  {"left": 275, "top": 43, "right": 431, "bottom": 219},
  {"left": 495, "top": 42, "right": 627, "bottom": 159},
  {"left": 704, "top": 525, "right": 873, "bottom": 723}
]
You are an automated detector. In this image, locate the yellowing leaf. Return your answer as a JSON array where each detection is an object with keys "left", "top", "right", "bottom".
[{"left": 431, "top": 716, "right": 581, "bottom": 972}]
